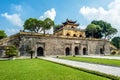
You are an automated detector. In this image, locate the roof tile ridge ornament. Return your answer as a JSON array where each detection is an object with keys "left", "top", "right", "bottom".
[
  {"left": 62, "top": 19, "right": 79, "bottom": 26},
  {"left": 66, "top": 18, "right": 76, "bottom": 23}
]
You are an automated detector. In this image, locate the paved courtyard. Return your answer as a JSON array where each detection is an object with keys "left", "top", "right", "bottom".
[{"left": 41, "top": 57, "right": 120, "bottom": 77}]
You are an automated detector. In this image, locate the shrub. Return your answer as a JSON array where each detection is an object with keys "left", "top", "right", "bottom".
[
  {"left": 111, "top": 51, "right": 116, "bottom": 55},
  {"left": 73, "top": 55, "right": 76, "bottom": 57},
  {"left": 5, "top": 45, "right": 18, "bottom": 58}
]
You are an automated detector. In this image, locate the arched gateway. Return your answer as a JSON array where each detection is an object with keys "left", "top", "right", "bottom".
[
  {"left": 75, "top": 47, "right": 79, "bottom": 55},
  {"left": 65, "top": 47, "right": 70, "bottom": 56},
  {"left": 83, "top": 48, "right": 87, "bottom": 55},
  {"left": 37, "top": 47, "right": 44, "bottom": 56},
  {"left": 100, "top": 48, "right": 104, "bottom": 54}
]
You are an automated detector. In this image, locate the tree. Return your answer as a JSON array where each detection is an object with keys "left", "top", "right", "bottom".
[
  {"left": 28, "top": 50, "right": 34, "bottom": 59},
  {"left": 42, "top": 18, "right": 54, "bottom": 34},
  {"left": 5, "top": 45, "right": 18, "bottom": 58},
  {"left": 53, "top": 24, "right": 61, "bottom": 32},
  {"left": 106, "top": 27, "right": 117, "bottom": 39},
  {"left": 91, "top": 20, "right": 117, "bottom": 39},
  {"left": 23, "top": 18, "right": 43, "bottom": 33},
  {"left": 111, "top": 37, "right": 120, "bottom": 49},
  {"left": 86, "top": 24, "right": 96, "bottom": 38},
  {"left": 86, "top": 24, "right": 102, "bottom": 38},
  {"left": 0, "top": 30, "right": 7, "bottom": 39},
  {"left": 26, "top": 45, "right": 34, "bottom": 59},
  {"left": 23, "top": 18, "right": 54, "bottom": 34}
]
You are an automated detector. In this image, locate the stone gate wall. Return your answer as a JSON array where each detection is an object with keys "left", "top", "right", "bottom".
[{"left": 19, "top": 35, "right": 110, "bottom": 57}]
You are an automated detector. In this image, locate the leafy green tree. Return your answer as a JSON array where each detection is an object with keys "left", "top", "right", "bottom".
[
  {"left": 86, "top": 24, "right": 102, "bottom": 38},
  {"left": 28, "top": 50, "right": 34, "bottom": 59},
  {"left": 86, "top": 24, "right": 96, "bottom": 38},
  {"left": 106, "top": 27, "right": 117, "bottom": 39},
  {"left": 23, "top": 18, "right": 43, "bottom": 33},
  {"left": 23, "top": 18, "right": 54, "bottom": 34},
  {"left": 5, "top": 45, "right": 18, "bottom": 58},
  {"left": 53, "top": 24, "right": 61, "bottom": 32},
  {"left": 111, "top": 37, "right": 120, "bottom": 49},
  {"left": 26, "top": 45, "right": 34, "bottom": 59},
  {"left": 42, "top": 18, "right": 54, "bottom": 34},
  {"left": 91, "top": 20, "right": 117, "bottom": 39},
  {"left": 0, "top": 30, "right": 7, "bottom": 39}
]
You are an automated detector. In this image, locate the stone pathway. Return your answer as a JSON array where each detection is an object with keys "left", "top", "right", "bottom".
[
  {"left": 80, "top": 55, "right": 120, "bottom": 60},
  {"left": 0, "top": 58, "right": 8, "bottom": 60},
  {"left": 40, "top": 57, "right": 120, "bottom": 77}
]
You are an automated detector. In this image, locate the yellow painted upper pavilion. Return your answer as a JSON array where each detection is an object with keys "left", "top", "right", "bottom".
[{"left": 54, "top": 19, "right": 85, "bottom": 38}]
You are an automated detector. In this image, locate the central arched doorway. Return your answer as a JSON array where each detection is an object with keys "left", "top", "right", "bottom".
[
  {"left": 65, "top": 47, "right": 70, "bottom": 56},
  {"left": 83, "top": 48, "right": 87, "bottom": 55},
  {"left": 75, "top": 47, "right": 79, "bottom": 55},
  {"left": 37, "top": 47, "right": 44, "bottom": 56}
]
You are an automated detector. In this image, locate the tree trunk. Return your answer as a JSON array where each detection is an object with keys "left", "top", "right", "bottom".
[
  {"left": 43, "top": 30, "right": 45, "bottom": 34},
  {"left": 92, "top": 32, "right": 94, "bottom": 38},
  {"left": 30, "top": 53, "right": 33, "bottom": 59}
]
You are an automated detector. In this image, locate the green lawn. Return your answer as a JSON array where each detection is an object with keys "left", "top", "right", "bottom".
[
  {"left": 60, "top": 56, "right": 120, "bottom": 67},
  {"left": 0, "top": 59, "right": 109, "bottom": 80}
]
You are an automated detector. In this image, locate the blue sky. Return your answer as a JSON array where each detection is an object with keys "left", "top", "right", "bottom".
[{"left": 0, "top": 0, "right": 119, "bottom": 36}]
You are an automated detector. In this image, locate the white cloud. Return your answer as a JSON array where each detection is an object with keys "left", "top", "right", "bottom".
[
  {"left": 80, "top": 0, "right": 120, "bottom": 36},
  {"left": 78, "top": 25, "right": 86, "bottom": 29},
  {"left": 1, "top": 13, "right": 23, "bottom": 27},
  {"left": 14, "top": 5, "right": 22, "bottom": 12},
  {"left": 6, "top": 28, "right": 20, "bottom": 35},
  {"left": 45, "top": 27, "right": 54, "bottom": 34},
  {"left": 40, "top": 8, "right": 56, "bottom": 21},
  {"left": 40, "top": 8, "right": 56, "bottom": 34}
]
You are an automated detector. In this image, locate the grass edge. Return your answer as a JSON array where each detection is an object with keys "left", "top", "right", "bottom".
[{"left": 39, "top": 58, "right": 120, "bottom": 80}]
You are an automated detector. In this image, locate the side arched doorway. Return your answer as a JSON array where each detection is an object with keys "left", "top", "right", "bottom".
[
  {"left": 83, "top": 48, "right": 87, "bottom": 55},
  {"left": 37, "top": 47, "right": 44, "bottom": 56},
  {"left": 65, "top": 47, "right": 70, "bottom": 56},
  {"left": 75, "top": 47, "right": 79, "bottom": 55},
  {"left": 100, "top": 48, "right": 104, "bottom": 54}
]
